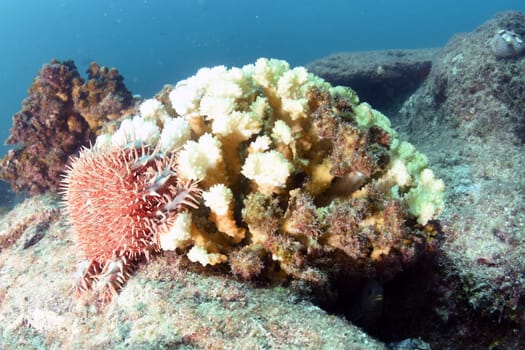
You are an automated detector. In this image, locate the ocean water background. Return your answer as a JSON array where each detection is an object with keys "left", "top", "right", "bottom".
[{"left": 1, "top": 0, "right": 524, "bottom": 155}]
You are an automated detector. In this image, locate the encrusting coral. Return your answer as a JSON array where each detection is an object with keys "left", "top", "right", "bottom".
[{"left": 62, "top": 58, "right": 445, "bottom": 301}]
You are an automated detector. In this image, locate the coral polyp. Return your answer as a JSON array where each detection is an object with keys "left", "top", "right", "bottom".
[{"left": 62, "top": 143, "right": 201, "bottom": 299}]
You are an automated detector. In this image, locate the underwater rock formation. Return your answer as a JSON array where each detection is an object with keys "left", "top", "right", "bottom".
[
  {"left": 0, "top": 194, "right": 387, "bottom": 349},
  {"left": 306, "top": 49, "right": 437, "bottom": 113},
  {"left": 390, "top": 11, "right": 525, "bottom": 349},
  {"left": 63, "top": 58, "right": 444, "bottom": 302},
  {"left": 400, "top": 11, "right": 525, "bottom": 142},
  {"left": 0, "top": 60, "right": 133, "bottom": 195}
]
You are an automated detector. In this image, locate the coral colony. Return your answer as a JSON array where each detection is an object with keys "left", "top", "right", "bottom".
[
  {"left": 0, "top": 60, "right": 133, "bottom": 195},
  {"left": 62, "top": 58, "right": 445, "bottom": 301}
]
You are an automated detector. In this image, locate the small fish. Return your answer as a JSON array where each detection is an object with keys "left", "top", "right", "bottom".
[
  {"left": 349, "top": 279, "right": 384, "bottom": 329},
  {"left": 23, "top": 222, "right": 48, "bottom": 249},
  {"left": 387, "top": 338, "right": 431, "bottom": 350}
]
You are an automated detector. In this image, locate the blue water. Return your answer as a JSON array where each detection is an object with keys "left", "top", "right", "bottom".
[{"left": 1, "top": 0, "right": 524, "bottom": 154}]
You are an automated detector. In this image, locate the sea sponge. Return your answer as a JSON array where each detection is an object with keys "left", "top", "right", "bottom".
[{"left": 64, "top": 58, "right": 445, "bottom": 300}]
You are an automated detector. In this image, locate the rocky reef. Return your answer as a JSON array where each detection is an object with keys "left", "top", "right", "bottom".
[
  {"left": 0, "top": 60, "right": 133, "bottom": 195},
  {"left": 0, "top": 56, "right": 445, "bottom": 349},
  {"left": 10, "top": 9, "right": 525, "bottom": 344},
  {"left": 0, "top": 195, "right": 387, "bottom": 349},
  {"left": 295, "top": 11, "right": 525, "bottom": 350},
  {"left": 307, "top": 49, "right": 437, "bottom": 114},
  {"left": 387, "top": 11, "right": 525, "bottom": 349}
]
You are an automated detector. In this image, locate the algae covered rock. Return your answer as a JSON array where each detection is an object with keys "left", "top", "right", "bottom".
[
  {"left": 306, "top": 48, "right": 437, "bottom": 113},
  {"left": 0, "top": 59, "right": 134, "bottom": 195},
  {"left": 390, "top": 11, "right": 525, "bottom": 349},
  {"left": 0, "top": 195, "right": 387, "bottom": 349}
]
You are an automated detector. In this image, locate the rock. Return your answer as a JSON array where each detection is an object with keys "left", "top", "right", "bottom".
[
  {"left": 387, "top": 11, "right": 525, "bottom": 349},
  {"left": 306, "top": 48, "right": 438, "bottom": 113},
  {"left": 491, "top": 29, "right": 525, "bottom": 59},
  {"left": 0, "top": 195, "right": 387, "bottom": 349}
]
